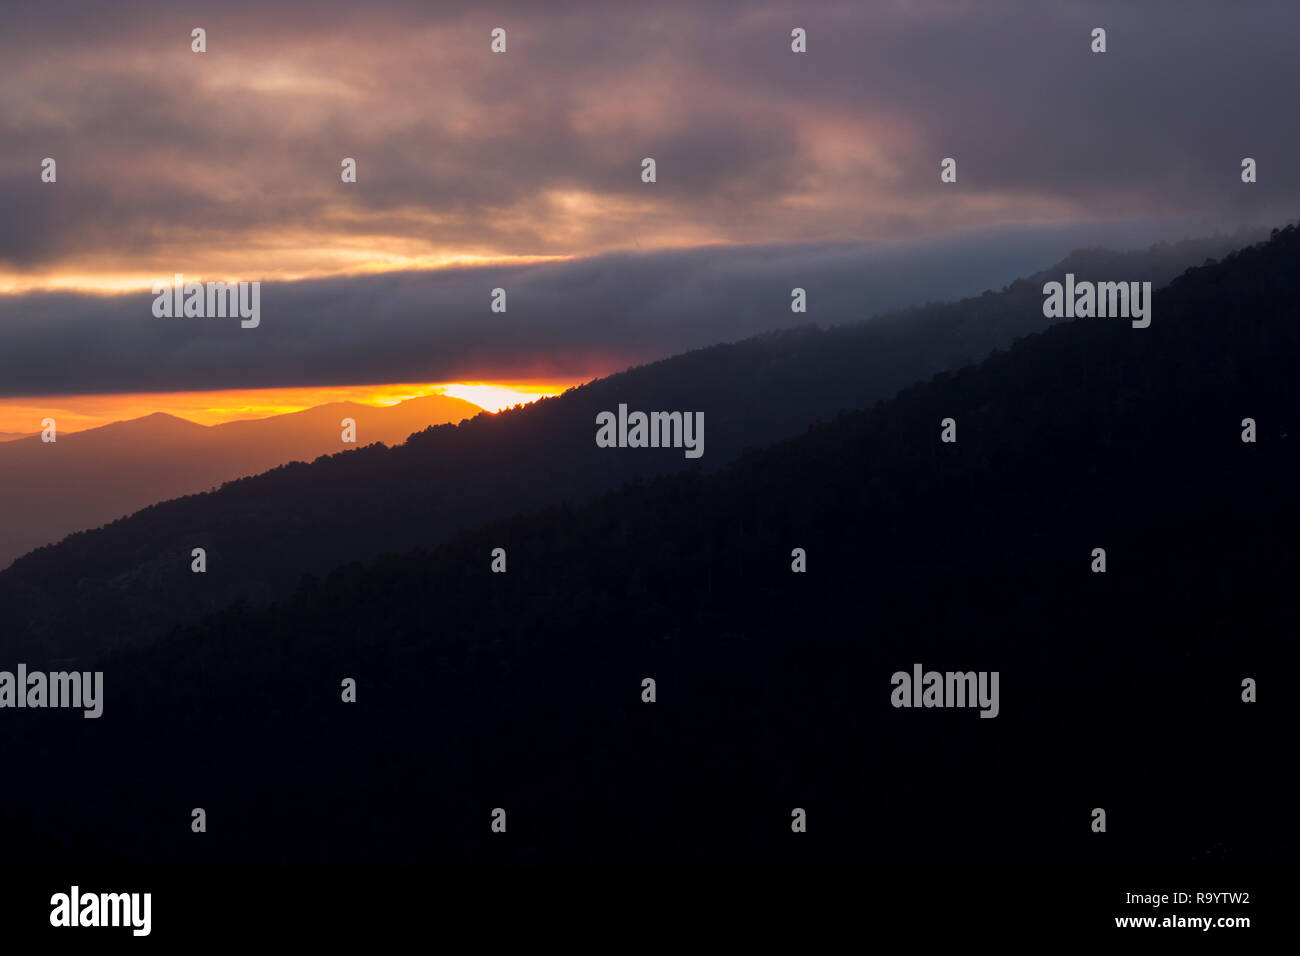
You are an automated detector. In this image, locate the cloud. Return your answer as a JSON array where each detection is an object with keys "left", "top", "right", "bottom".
[
  {"left": 0, "top": 0, "right": 1294, "bottom": 286},
  {"left": 0, "top": 220, "right": 1206, "bottom": 397}
]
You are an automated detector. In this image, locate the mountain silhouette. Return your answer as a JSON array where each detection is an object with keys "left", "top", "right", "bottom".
[
  {"left": 0, "top": 231, "right": 1267, "bottom": 662},
  {"left": 0, "top": 394, "right": 483, "bottom": 570},
  {"left": 0, "top": 224, "right": 1292, "bottom": 866}
]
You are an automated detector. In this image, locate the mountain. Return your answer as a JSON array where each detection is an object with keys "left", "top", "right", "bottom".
[
  {"left": 0, "top": 394, "right": 483, "bottom": 570},
  {"left": 3, "top": 223, "right": 1293, "bottom": 866},
  {"left": 0, "top": 431, "right": 32, "bottom": 442},
  {"left": 0, "top": 231, "right": 1268, "bottom": 662}
]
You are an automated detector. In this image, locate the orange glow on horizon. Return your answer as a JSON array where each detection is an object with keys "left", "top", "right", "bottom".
[{"left": 0, "top": 381, "right": 578, "bottom": 436}]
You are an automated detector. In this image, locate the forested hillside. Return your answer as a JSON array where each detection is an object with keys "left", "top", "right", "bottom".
[
  {"left": 0, "top": 232, "right": 1263, "bottom": 663},
  {"left": 2, "top": 226, "right": 1292, "bottom": 866}
]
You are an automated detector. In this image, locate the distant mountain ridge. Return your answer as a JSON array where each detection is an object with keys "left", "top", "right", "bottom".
[
  {"left": 0, "top": 229, "right": 1269, "bottom": 662},
  {"left": 0, "top": 393, "right": 483, "bottom": 570}
]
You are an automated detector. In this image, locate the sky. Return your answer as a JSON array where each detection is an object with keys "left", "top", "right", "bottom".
[
  {"left": 0, "top": 382, "right": 571, "bottom": 435},
  {"left": 0, "top": 0, "right": 1295, "bottom": 427}
]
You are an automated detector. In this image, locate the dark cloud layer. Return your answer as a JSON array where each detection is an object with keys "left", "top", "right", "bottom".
[{"left": 0, "top": 220, "right": 1219, "bottom": 396}]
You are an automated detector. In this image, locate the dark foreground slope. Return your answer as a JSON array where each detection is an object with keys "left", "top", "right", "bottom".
[
  {"left": 0, "top": 231, "right": 1263, "bottom": 663},
  {"left": 2, "top": 226, "right": 1294, "bottom": 866}
]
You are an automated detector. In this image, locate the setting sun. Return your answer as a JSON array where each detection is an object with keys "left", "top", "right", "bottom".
[{"left": 0, "top": 381, "right": 578, "bottom": 436}]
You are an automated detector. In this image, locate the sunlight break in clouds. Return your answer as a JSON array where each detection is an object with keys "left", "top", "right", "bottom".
[{"left": 0, "top": 382, "right": 575, "bottom": 435}]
